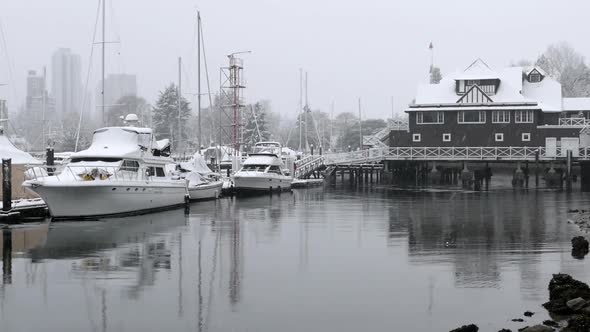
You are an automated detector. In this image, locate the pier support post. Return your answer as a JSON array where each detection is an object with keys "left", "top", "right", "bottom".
[
  {"left": 461, "top": 162, "right": 473, "bottom": 189},
  {"left": 2, "top": 159, "right": 11, "bottom": 212},
  {"left": 535, "top": 150, "right": 539, "bottom": 188},
  {"left": 566, "top": 150, "right": 573, "bottom": 192},
  {"left": 581, "top": 162, "right": 590, "bottom": 192},
  {"left": 513, "top": 162, "right": 525, "bottom": 188},
  {"left": 524, "top": 160, "right": 529, "bottom": 188},
  {"left": 46, "top": 147, "right": 55, "bottom": 176},
  {"left": 484, "top": 163, "right": 492, "bottom": 191}
]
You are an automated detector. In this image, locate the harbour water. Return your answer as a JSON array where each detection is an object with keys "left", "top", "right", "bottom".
[{"left": 1, "top": 186, "right": 590, "bottom": 331}]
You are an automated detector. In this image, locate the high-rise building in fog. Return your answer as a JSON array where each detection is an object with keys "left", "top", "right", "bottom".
[
  {"left": 96, "top": 73, "right": 137, "bottom": 124},
  {"left": 25, "top": 69, "right": 56, "bottom": 123},
  {"left": 51, "top": 48, "right": 82, "bottom": 117}
]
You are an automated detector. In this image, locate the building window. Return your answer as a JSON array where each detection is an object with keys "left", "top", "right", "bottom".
[
  {"left": 443, "top": 133, "right": 451, "bottom": 142},
  {"left": 515, "top": 110, "right": 534, "bottom": 123},
  {"left": 529, "top": 73, "right": 541, "bottom": 83},
  {"left": 412, "top": 133, "right": 421, "bottom": 142},
  {"left": 495, "top": 133, "right": 504, "bottom": 142},
  {"left": 492, "top": 111, "right": 510, "bottom": 123},
  {"left": 522, "top": 133, "right": 531, "bottom": 142},
  {"left": 458, "top": 111, "right": 486, "bottom": 124},
  {"left": 416, "top": 111, "right": 444, "bottom": 124}
]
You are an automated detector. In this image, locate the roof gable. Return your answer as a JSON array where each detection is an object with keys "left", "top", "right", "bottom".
[{"left": 457, "top": 85, "right": 493, "bottom": 104}]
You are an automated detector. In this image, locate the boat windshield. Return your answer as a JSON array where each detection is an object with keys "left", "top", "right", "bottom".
[
  {"left": 241, "top": 164, "right": 268, "bottom": 172},
  {"left": 252, "top": 142, "right": 281, "bottom": 155},
  {"left": 70, "top": 157, "right": 122, "bottom": 163}
]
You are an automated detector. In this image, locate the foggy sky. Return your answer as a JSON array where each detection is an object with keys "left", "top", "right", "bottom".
[{"left": 1, "top": 0, "right": 589, "bottom": 121}]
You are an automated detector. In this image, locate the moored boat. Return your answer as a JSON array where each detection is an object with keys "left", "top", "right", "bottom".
[
  {"left": 232, "top": 142, "right": 293, "bottom": 193},
  {"left": 178, "top": 152, "right": 223, "bottom": 200},
  {"left": 23, "top": 118, "right": 188, "bottom": 220}
]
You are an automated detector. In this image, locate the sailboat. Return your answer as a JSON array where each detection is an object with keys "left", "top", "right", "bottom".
[{"left": 176, "top": 11, "right": 223, "bottom": 200}]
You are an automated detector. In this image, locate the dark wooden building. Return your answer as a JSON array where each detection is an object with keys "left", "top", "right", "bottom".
[{"left": 389, "top": 59, "right": 590, "bottom": 151}]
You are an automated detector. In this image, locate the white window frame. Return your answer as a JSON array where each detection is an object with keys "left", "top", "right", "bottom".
[
  {"left": 515, "top": 110, "right": 534, "bottom": 123},
  {"left": 412, "top": 133, "right": 421, "bottom": 142},
  {"left": 495, "top": 133, "right": 504, "bottom": 142},
  {"left": 522, "top": 133, "right": 531, "bottom": 142},
  {"left": 492, "top": 110, "right": 510, "bottom": 123},
  {"left": 416, "top": 111, "right": 444, "bottom": 124},
  {"left": 458, "top": 111, "right": 486, "bottom": 124},
  {"left": 442, "top": 133, "right": 451, "bottom": 142}
]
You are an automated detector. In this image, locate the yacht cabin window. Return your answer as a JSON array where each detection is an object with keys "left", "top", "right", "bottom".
[
  {"left": 268, "top": 165, "right": 282, "bottom": 174},
  {"left": 155, "top": 167, "right": 166, "bottom": 177},
  {"left": 122, "top": 160, "right": 139, "bottom": 172}
]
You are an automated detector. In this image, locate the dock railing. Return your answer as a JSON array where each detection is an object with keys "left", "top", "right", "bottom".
[{"left": 559, "top": 117, "right": 590, "bottom": 127}]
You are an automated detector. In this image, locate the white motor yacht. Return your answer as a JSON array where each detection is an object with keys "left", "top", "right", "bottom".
[
  {"left": 232, "top": 142, "right": 293, "bottom": 193},
  {"left": 23, "top": 121, "right": 188, "bottom": 220},
  {"left": 178, "top": 152, "right": 223, "bottom": 200}
]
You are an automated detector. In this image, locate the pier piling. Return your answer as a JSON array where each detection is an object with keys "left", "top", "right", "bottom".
[{"left": 2, "top": 159, "right": 11, "bottom": 212}]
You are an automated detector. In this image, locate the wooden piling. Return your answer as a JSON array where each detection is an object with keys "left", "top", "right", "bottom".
[
  {"left": 2, "top": 159, "right": 11, "bottom": 212},
  {"left": 566, "top": 150, "right": 573, "bottom": 192},
  {"left": 535, "top": 150, "right": 539, "bottom": 188}
]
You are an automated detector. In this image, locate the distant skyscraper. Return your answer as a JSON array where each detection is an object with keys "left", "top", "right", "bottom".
[
  {"left": 26, "top": 69, "right": 56, "bottom": 123},
  {"left": 51, "top": 48, "right": 82, "bottom": 117},
  {"left": 96, "top": 73, "right": 137, "bottom": 124}
]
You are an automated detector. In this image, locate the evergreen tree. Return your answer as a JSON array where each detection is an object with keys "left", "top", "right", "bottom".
[
  {"left": 152, "top": 83, "right": 191, "bottom": 149},
  {"left": 430, "top": 66, "right": 442, "bottom": 84},
  {"left": 243, "top": 102, "right": 271, "bottom": 150}
]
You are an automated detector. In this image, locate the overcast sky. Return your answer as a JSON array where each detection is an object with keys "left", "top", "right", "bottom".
[{"left": 1, "top": 0, "right": 590, "bottom": 121}]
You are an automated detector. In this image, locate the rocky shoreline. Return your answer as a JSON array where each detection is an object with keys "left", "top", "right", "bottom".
[{"left": 447, "top": 211, "right": 590, "bottom": 332}]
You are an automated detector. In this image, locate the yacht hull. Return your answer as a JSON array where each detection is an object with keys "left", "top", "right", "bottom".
[
  {"left": 188, "top": 181, "right": 223, "bottom": 200},
  {"left": 233, "top": 174, "right": 292, "bottom": 192},
  {"left": 24, "top": 181, "right": 188, "bottom": 220}
]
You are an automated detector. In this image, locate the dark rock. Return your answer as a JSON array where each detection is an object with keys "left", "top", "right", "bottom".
[
  {"left": 569, "top": 209, "right": 580, "bottom": 213},
  {"left": 449, "top": 324, "right": 478, "bottom": 332},
  {"left": 518, "top": 327, "right": 529, "bottom": 332},
  {"left": 520, "top": 325, "right": 554, "bottom": 332},
  {"left": 567, "top": 297, "right": 589, "bottom": 311},
  {"left": 498, "top": 329, "right": 512, "bottom": 332},
  {"left": 572, "top": 236, "right": 590, "bottom": 259},
  {"left": 542, "top": 320, "right": 558, "bottom": 328},
  {"left": 524, "top": 311, "right": 534, "bottom": 317},
  {"left": 563, "top": 315, "right": 590, "bottom": 332},
  {"left": 512, "top": 318, "right": 525, "bottom": 322},
  {"left": 543, "top": 274, "right": 590, "bottom": 314}
]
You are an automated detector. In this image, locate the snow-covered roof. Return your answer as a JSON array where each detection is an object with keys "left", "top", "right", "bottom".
[
  {"left": 524, "top": 66, "right": 547, "bottom": 77},
  {"left": 242, "top": 155, "right": 282, "bottom": 166},
  {"left": 72, "top": 127, "right": 154, "bottom": 159},
  {"left": 521, "top": 75, "right": 562, "bottom": 112},
  {"left": 0, "top": 133, "right": 41, "bottom": 164},
  {"left": 563, "top": 98, "right": 590, "bottom": 111},
  {"left": 412, "top": 60, "right": 562, "bottom": 112},
  {"left": 451, "top": 59, "right": 499, "bottom": 80}
]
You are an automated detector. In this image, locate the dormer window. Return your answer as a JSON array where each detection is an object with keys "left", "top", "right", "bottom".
[{"left": 527, "top": 68, "right": 544, "bottom": 83}]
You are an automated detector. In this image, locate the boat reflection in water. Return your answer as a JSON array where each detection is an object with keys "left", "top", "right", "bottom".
[{"left": 2, "top": 189, "right": 590, "bottom": 332}]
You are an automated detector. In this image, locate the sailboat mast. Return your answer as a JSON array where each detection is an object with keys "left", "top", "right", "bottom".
[
  {"left": 197, "top": 11, "right": 202, "bottom": 151},
  {"left": 101, "top": 0, "right": 106, "bottom": 126},
  {"left": 304, "top": 71, "right": 308, "bottom": 152},
  {"left": 298, "top": 69, "right": 302, "bottom": 151},
  {"left": 42, "top": 66, "right": 46, "bottom": 148},
  {"left": 178, "top": 57, "right": 182, "bottom": 151}
]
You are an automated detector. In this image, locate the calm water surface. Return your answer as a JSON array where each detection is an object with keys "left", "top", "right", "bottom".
[{"left": 1, "top": 187, "right": 590, "bottom": 332}]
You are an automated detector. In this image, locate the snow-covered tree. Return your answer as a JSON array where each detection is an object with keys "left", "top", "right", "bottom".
[
  {"left": 243, "top": 101, "right": 271, "bottom": 150},
  {"left": 152, "top": 83, "right": 191, "bottom": 149},
  {"left": 430, "top": 66, "right": 442, "bottom": 84},
  {"left": 536, "top": 42, "right": 590, "bottom": 97}
]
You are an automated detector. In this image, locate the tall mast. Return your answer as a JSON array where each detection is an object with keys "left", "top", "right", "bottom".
[
  {"left": 101, "top": 0, "right": 106, "bottom": 126},
  {"left": 197, "top": 11, "right": 202, "bottom": 151},
  {"left": 358, "top": 97, "right": 362, "bottom": 150},
  {"left": 330, "top": 100, "right": 334, "bottom": 152},
  {"left": 298, "top": 69, "right": 302, "bottom": 151},
  {"left": 178, "top": 57, "right": 182, "bottom": 151},
  {"left": 42, "top": 66, "right": 46, "bottom": 148},
  {"left": 304, "top": 71, "right": 308, "bottom": 152}
]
